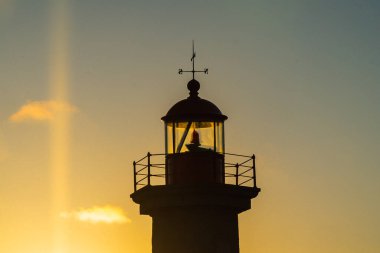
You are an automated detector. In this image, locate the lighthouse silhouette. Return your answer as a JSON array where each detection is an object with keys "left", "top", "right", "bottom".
[{"left": 131, "top": 47, "right": 260, "bottom": 253}]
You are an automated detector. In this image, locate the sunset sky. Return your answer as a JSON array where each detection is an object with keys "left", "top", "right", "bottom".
[{"left": 1, "top": 0, "right": 380, "bottom": 252}]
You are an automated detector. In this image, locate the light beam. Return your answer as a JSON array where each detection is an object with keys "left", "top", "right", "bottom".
[{"left": 49, "top": 1, "right": 71, "bottom": 252}]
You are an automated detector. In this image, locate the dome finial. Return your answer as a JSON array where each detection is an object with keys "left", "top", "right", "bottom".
[{"left": 187, "top": 79, "right": 200, "bottom": 97}]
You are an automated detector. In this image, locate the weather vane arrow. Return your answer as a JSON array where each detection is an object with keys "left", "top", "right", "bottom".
[{"left": 178, "top": 40, "right": 208, "bottom": 79}]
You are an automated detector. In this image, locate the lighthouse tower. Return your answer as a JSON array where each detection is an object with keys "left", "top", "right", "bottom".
[{"left": 131, "top": 48, "right": 260, "bottom": 253}]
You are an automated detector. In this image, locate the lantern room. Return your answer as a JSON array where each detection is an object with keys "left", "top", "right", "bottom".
[
  {"left": 162, "top": 79, "right": 228, "bottom": 185},
  {"left": 162, "top": 79, "right": 227, "bottom": 155}
]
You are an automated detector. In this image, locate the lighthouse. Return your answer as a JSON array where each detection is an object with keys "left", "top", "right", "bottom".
[{"left": 131, "top": 46, "right": 260, "bottom": 253}]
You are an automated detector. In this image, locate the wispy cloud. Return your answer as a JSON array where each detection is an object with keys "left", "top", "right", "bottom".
[
  {"left": 9, "top": 100, "right": 77, "bottom": 122},
  {"left": 60, "top": 205, "right": 131, "bottom": 224}
]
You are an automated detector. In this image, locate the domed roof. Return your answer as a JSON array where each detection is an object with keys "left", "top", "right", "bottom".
[{"left": 161, "top": 79, "right": 228, "bottom": 122}]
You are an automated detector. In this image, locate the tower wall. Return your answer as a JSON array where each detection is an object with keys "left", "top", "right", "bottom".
[
  {"left": 131, "top": 184, "right": 259, "bottom": 253},
  {"left": 167, "top": 152, "right": 225, "bottom": 185},
  {"left": 152, "top": 208, "right": 239, "bottom": 253}
]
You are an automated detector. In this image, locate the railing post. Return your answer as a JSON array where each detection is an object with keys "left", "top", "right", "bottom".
[
  {"left": 147, "top": 152, "right": 151, "bottom": 186},
  {"left": 235, "top": 163, "right": 239, "bottom": 186},
  {"left": 252, "top": 154, "right": 256, "bottom": 188},
  {"left": 165, "top": 155, "right": 168, "bottom": 185},
  {"left": 133, "top": 161, "right": 136, "bottom": 191}
]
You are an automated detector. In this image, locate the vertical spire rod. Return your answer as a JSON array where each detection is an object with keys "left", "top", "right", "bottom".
[{"left": 192, "top": 40, "right": 195, "bottom": 79}]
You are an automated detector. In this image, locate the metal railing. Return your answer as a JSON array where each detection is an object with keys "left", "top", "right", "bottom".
[
  {"left": 133, "top": 152, "right": 257, "bottom": 191},
  {"left": 224, "top": 152, "right": 256, "bottom": 188},
  {"left": 133, "top": 152, "right": 166, "bottom": 191}
]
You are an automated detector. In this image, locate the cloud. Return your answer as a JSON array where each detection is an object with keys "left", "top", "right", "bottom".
[
  {"left": 60, "top": 205, "right": 131, "bottom": 224},
  {"left": 9, "top": 100, "right": 77, "bottom": 122}
]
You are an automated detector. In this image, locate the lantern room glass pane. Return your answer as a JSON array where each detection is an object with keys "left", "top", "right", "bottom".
[
  {"left": 215, "top": 122, "right": 224, "bottom": 153},
  {"left": 165, "top": 123, "right": 174, "bottom": 154},
  {"left": 165, "top": 121, "right": 225, "bottom": 154}
]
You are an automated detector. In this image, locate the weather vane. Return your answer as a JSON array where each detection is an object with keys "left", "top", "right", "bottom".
[{"left": 178, "top": 41, "right": 208, "bottom": 79}]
